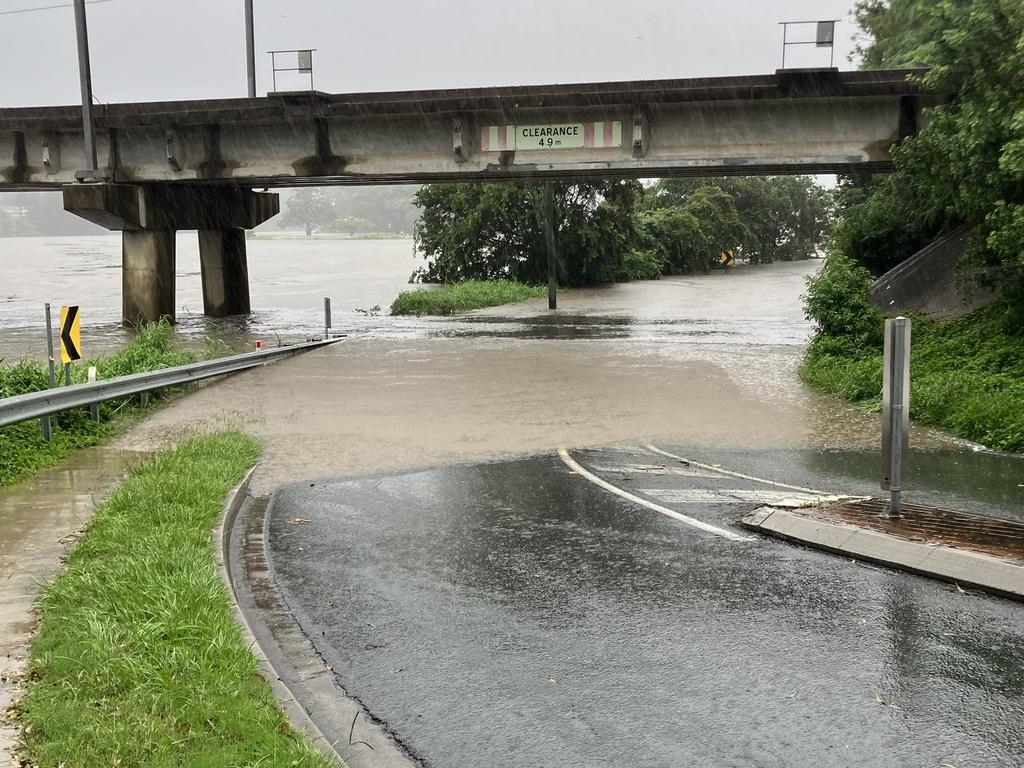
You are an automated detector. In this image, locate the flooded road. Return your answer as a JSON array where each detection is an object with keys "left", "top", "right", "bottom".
[{"left": 3, "top": 234, "right": 1013, "bottom": 483}]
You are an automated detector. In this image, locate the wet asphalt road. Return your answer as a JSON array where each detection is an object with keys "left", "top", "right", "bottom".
[{"left": 266, "top": 445, "right": 1024, "bottom": 768}]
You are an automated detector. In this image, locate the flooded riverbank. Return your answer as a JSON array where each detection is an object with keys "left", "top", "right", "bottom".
[{"left": 0, "top": 234, "right": 421, "bottom": 360}]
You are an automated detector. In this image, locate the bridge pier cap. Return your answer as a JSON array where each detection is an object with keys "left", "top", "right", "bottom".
[
  {"left": 62, "top": 184, "right": 276, "bottom": 325},
  {"left": 62, "top": 183, "right": 278, "bottom": 231}
]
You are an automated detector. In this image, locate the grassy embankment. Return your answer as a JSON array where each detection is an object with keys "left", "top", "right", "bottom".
[
  {"left": 15, "top": 432, "right": 333, "bottom": 767},
  {"left": 390, "top": 279, "right": 547, "bottom": 316},
  {"left": 801, "top": 303, "right": 1024, "bottom": 453},
  {"left": 0, "top": 321, "right": 193, "bottom": 486}
]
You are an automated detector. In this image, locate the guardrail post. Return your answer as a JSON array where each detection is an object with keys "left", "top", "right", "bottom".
[
  {"left": 41, "top": 303, "right": 56, "bottom": 442},
  {"left": 88, "top": 366, "right": 100, "bottom": 422}
]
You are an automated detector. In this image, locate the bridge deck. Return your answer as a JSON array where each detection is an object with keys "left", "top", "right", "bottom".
[{"left": 1, "top": 68, "right": 935, "bottom": 188}]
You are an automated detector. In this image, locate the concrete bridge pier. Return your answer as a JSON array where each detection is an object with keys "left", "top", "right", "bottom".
[
  {"left": 123, "top": 230, "right": 176, "bottom": 324},
  {"left": 198, "top": 229, "right": 250, "bottom": 317},
  {"left": 63, "top": 183, "right": 278, "bottom": 324}
]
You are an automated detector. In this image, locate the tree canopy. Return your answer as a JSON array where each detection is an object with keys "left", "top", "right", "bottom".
[
  {"left": 839, "top": 0, "right": 1024, "bottom": 309},
  {"left": 412, "top": 181, "right": 641, "bottom": 286},
  {"left": 412, "top": 176, "right": 832, "bottom": 286}
]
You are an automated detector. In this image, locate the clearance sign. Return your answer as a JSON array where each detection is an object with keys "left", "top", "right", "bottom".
[{"left": 481, "top": 121, "right": 622, "bottom": 152}]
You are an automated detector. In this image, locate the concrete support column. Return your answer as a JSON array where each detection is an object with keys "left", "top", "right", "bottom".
[
  {"left": 198, "top": 229, "right": 251, "bottom": 317},
  {"left": 122, "top": 230, "right": 175, "bottom": 325}
]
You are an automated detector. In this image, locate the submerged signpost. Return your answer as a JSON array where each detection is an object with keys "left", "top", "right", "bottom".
[{"left": 881, "top": 316, "right": 911, "bottom": 515}]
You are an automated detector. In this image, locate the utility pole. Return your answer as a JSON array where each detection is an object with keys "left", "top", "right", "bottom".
[
  {"left": 72, "top": 0, "right": 104, "bottom": 181},
  {"left": 543, "top": 181, "right": 558, "bottom": 310},
  {"left": 244, "top": 0, "right": 256, "bottom": 97}
]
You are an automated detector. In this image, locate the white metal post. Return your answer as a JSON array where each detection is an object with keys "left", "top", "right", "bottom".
[{"left": 882, "top": 316, "right": 911, "bottom": 516}]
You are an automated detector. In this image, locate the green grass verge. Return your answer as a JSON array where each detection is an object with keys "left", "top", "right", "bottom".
[
  {"left": 801, "top": 303, "right": 1024, "bottom": 452},
  {"left": 16, "top": 432, "right": 334, "bottom": 768},
  {"left": 390, "top": 279, "right": 547, "bottom": 315},
  {"left": 0, "top": 321, "right": 195, "bottom": 487}
]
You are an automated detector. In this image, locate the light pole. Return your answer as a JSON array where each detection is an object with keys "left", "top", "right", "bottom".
[
  {"left": 244, "top": 0, "right": 256, "bottom": 97},
  {"left": 72, "top": 0, "right": 106, "bottom": 181}
]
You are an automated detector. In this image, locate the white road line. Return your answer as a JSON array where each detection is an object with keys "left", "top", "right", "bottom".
[
  {"left": 643, "top": 444, "right": 831, "bottom": 496},
  {"left": 557, "top": 448, "right": 753, "bottom": 543},
  {"left": 643, "top": 488, "right": 823, "bottom": 505}
]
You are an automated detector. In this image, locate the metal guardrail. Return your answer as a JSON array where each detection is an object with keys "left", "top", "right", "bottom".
[{"left": 0, "top": 337, "right": 341, "bottom": 429}]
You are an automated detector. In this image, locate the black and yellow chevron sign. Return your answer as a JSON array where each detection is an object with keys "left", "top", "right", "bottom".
[{"left": 59, "top": 305, "right": 81, "bottom": 364}]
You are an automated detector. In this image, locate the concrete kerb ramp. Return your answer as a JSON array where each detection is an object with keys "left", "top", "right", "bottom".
[{"left": 741, "top": 506, "right": 1024, "bottom": 602}]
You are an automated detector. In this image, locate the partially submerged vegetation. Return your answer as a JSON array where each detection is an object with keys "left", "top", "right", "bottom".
[
  {"left": 390, "top": 279, "right": 547, "bottom": 315},
  {"left": 0, "top": 320, "right": 193, "bottom": 486},
  {"left": 802, "top": 0, "right": 1024, "bottom": 452},
  {"left": 801, "top": 255, "right": 1024, "bottom": 453},
  {"left": 411, "top": 176, "right": 832, "bottom": 287},
  {"left": 15, "top": 433, "right": 333, "bottom": 767}
]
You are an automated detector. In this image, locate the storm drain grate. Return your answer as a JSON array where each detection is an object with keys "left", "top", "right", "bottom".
[{"left": 815, "top": 499, "right": 1024, "bottom": 564}]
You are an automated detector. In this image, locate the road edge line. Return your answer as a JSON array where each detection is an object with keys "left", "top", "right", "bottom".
[
  {"left": 558, "top": 448, "right": 753, "bottom": 542},
  {"left": 643, "top": 444, "right": 831, "bottom": 496}
]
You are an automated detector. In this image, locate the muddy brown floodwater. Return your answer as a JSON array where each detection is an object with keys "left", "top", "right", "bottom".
[{"left": 4, "top": 243, "right": 947, "bottom": 495}]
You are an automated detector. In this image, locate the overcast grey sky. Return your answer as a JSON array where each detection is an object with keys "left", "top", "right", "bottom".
[{"left": 1, "top": 0, "right": 863, "bottom": 107}]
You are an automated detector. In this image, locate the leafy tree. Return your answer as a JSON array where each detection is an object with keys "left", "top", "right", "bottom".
[
  {"left": 638, "top": 186, "right": 746, "bottom": 274},
  {"left": 838, "top": 0, "right": 1024, "bottom": 311},
  {"left": 644, "top": 177, "right": 832, "bottom": 264},
  {"left": 279, "top": 189, "right": 334, "bottom": 236},
  {"left": 412, "top": 181, "right": 640, "bottom": 286},
  {"left": 850, "top": 0, "right": 967, "bottom": 69}
]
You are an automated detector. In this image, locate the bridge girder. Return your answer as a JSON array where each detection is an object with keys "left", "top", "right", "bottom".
[{"left": 0, "top": 68, "right": 937, "bottom": 190}]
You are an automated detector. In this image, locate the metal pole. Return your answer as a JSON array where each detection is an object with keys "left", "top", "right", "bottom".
[
  {"left": 72, "top": 0, "right": 98, "bottom": 174},
  {"left": 543, "top": 182, "right": 557, "bottom": 310},
  {"left": 64, "top": 363, "right": 71, "bottom": 387},
  {"left": 884, "top": 317, "right": 910, "bottom": 516},
  {"left": 244, "top": 0, "right": 256, "bottom": 97},
  {"left": 324, "top": 297, "right": 332, "bottom": 339},
  {"left": 781, "top": 23, "right": 787, "bottom": 69},
  {"left": 41, "top": 303, "right": 56, "bottom": 441}
]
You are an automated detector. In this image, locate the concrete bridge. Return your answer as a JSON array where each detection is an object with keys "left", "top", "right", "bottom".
[{"left": 0, "top": 67, "right": 935, "bottom": 323}]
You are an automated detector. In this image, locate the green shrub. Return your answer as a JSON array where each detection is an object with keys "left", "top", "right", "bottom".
[
  {"left": 803, "top": 251, "right": 884, "bottom": 347},
  {"left": 390, "top": 279, "right": 547, "bottom": 315},
  {"left": 617, "top": 249, "right": 665, "bottom": 281}
]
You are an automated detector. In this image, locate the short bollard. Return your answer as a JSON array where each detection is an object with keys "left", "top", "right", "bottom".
[{"left": 881, "top": 317, "right": 911, "bottom": 516}]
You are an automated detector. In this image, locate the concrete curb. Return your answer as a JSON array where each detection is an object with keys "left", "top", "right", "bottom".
[
  {"left": 216, "top": 475, "right": 418, "bottom": 768},
  {"left": 214, "top": 467, "right": 344, "bottom": 765},
  {"left": 741, "top": 507, "right": 1024, "bottom": 602}
]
